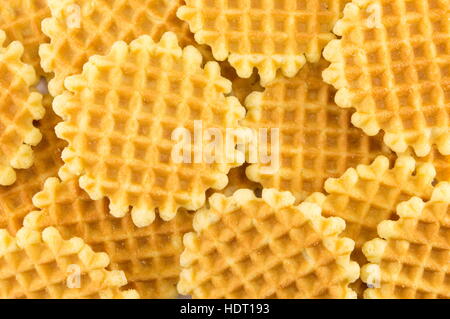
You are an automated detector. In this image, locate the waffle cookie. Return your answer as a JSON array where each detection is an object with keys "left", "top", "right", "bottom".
[
  {"left": 178, "top": 0, "right": 349, "bottom": 85},
  {"left": 0, "top": 31, "right": 45, "bottom": 186},
  {"left": 54, "top": 33, "right": 245, "bottom": 227},
  {"left": 178, "top": 189, "right": 360, "bottom": 298},
  {"left": 0, "top": 0, "right": 50, "bottom": 76},
  {"left": 308, "top": 156, "right": 437, "bottom": 295},
  {"left": 323, "top": 0, "right": 450, "bottom": 156},
  {"left": 0, "top": 226, "right": 139, "bottom": 299},
  {"left": 40, "top": 0, "right": 198, "bottom": 96},
  {"left": 24, "top": 176, "right": 193, "bottom": 299},
  {"left": 0, "top": 95, "right": 65, "bottom": 234},
  {"left": 310, "top": 156, "right": 436, "bottom": 265},
  {"left": 361, "top": 182, "right": 450, "bottom": 299},
  {"left": 243, "top": 60, "right": 394, "bottom": 202}
]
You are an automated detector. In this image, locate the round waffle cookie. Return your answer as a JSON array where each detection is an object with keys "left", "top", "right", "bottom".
[
  {"left": 310, "top": 156, "right": 436, "bottom": 263},
  {"left": 0, "top": 31, "right": 45, "bottom": 186},
  {"left": 40, "top": 0, "right": 199, "bottom": 96},
  {"left": 243, "top": 60, "right": 395, "bottom": 202},
  {"left": 0, "top": 0, "right": 50, "bottom": 76},
  {"left": 178, "top": 189, "right": 360, "bottom": 299},
  {"left": 0, "top": 226, "right": 139, "bottom": 299},
  {"left": 306, "top": 155, "right": 436, "bottom": 294},
  {"left": 0, "top": 95, "right": 65, "bottom": 234},
  {"left": 178, "top": 0, "right": 350, "bottom": 86},
  {"left": 24, "top": 176, "right": 193, "bottom": 299},
  {"left": 323, "top": 0, "right": 450, "bottom": 156},
  {"left": 361, "top": 182, "right": 449, "bottom": 299},
  {"left": 54, "top": 33, "right": 245, "bottom": 227}
]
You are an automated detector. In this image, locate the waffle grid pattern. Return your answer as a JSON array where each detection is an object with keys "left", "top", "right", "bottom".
[
  {"left": 362, "top": 183, "right": 450, "bottom": 298},
  {"left": 0, "top": 0, "right": 50, "bottom": 75},
  {"left": 306, "top": 155, "right": 438, "bottom": 296},
  {"left": 0, "top": 95, "right": 65, "bottom": 234},
  {"left": 244, "top": 61, "right": 395, "bottom": 202},
  {"left": 178, "top": 0, "right": 349, "bottom": 85},
  {"left": 412, "top": 148, "right": 450, "bottom": 182},
  {"left": 323, "top": 0, "right": 450, "bottom": 156},
  {"left": 26, "top": 176, "right": 193, "bottom": 298},
  {"left": 40, "top": 0, "right": 197, "bottom": 96},
  {"left": 0, "top": 31, "right": 45, "bottom": 186},
  {"left": 54, "top": 33, "right": 245, "bottom": 227},
  {"left": 311, "top": 156, "right": 436, "bottom": 261},
  {"left": 223, "top": 65, "right": 263, "bottom": 104},
  {"left": 0, "top": 226, "right": 139, "bottom": 299},
  {"left": 178, "top": 189, "right": 359, "bottom": 298}
]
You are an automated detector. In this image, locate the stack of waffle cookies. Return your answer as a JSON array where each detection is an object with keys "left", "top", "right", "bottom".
[{"left": 0, "top": 0, "right": 448, "bottom": 299}]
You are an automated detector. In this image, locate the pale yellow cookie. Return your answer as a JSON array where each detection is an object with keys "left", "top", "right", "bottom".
[
  {"left": 0, "top": 0, "right": 50, "bottom": 76},
  {"left": 178, "top": 0, "right": 349, "bottom": 85},
  {"left": 306, "top": 155, "right": 437, "bottom": 295},
  {"left": 243, "top": 60, "right": 395, "bottom": 202},
  {"left": 0, "top": 30, "right": 44, "bottom": 186},
  {"left": 0, "top": 95, "right": 65, "bottom": 234},
  {"left": 54, "top": 33, "right": 245, "bottom": 227},
  {"left": 41, "top": 0, "right": 198, "bottom": 96},
  {"left": 178, "top": 189, "right": 359, "bottom": 298},
  {"left": 0, "top": 226, "right": 139, "bottom": 298},
  {"left": 323, "top": 0, "right": 450, "bottom": 156},
  {"left": 24, "top": 176, "right": 193, "bottom": 299},
  {"left": 362, "top": 182, "right": 449, "bottom": 299}
]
